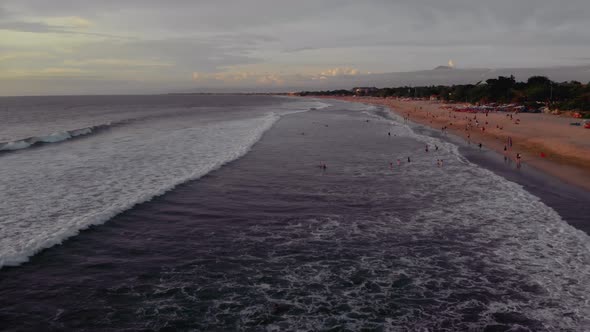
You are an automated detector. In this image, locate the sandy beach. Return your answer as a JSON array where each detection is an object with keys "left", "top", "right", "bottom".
[{"left": 325, "top": 97, "right": 590, "bottom": 191}]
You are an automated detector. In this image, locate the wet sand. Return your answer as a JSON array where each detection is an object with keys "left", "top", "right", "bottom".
[{"left": 326, "top": 97, "right": 590, "bottom": 192}]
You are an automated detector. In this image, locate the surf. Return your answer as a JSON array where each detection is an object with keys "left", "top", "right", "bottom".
[
  {"left": 0, "top": 122, "right": 122, "bottom": 153},
  {"left": 0, "top": 99, "right": 329, "bottom": 268}
]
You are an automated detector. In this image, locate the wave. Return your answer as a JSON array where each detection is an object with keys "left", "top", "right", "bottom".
[
  {"left": 0, "top": 111, "right": 289, "bottom": 268},
  {"left": 360, "top": 103, "right": 470, "bottom": 163},
  {"left": 0, "top": 122, "right": 123, "bottom": 153}
]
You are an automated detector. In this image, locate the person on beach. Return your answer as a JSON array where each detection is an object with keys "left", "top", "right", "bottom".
[
  {"left": 516, "top": 153, "right": 522, "bottom": 168},
  {"left": 478, "top": 142, "right": 483, "bottom": 149}
]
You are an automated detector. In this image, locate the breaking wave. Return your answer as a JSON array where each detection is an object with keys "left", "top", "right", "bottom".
[
  {"left": 0, "top": 113, "right": 282, "bottom": 268},
  {"left": 0, "top": 99, "right": 331, "bottom": 268},
  {"left": 0, "top": 122, "right": 122, "bottom": 153}
]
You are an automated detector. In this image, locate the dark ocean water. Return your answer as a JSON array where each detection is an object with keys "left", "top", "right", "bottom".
[{"left": 0, "top": 96, "right": 589, "bottom": 331}]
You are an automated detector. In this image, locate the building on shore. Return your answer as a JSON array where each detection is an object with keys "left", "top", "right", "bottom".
[{"left": 352, "top": 87, "right": 378, "bottom": 96}]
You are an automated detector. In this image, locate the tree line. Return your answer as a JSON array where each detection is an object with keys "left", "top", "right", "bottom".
[{"left": 297, "top": 76, "right": 590, "bottom": 113}]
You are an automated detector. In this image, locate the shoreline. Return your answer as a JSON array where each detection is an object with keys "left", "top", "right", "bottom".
[{"left": 321, "top": 96, "right": 590, "bottom": 192}]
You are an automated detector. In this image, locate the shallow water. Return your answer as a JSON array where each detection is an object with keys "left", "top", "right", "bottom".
[{"left": 0, "top": 97, "right": 589, "bottom": 331}]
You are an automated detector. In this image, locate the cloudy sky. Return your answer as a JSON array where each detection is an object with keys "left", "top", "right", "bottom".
[{"left": 1, "top": 0, "right": 589, "bottom": 95}]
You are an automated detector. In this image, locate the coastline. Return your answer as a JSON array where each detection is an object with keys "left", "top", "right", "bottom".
[
  {"left": 2, "top": 99, "right": 590, "bottom": 330},
  {"left": 322, "top": 96, "right": 590, "bottom": 192}
]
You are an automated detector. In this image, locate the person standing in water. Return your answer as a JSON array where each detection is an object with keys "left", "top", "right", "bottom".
[{"left": 407, "top": 157, "right": 411, "bottom": 163}]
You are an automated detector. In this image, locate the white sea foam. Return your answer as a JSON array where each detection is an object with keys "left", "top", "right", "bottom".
[
  {"left": 0, "top": 99, "right": 330, "bottom": 268},
  {"left": 0, "top": 140, "right": 31, "bottom": 151},
  {"left": 0, "top": 123, "right": 114, "bottom": 152},
  {"left": 356, "top": 103, "right": 590, "bottom": 329}
]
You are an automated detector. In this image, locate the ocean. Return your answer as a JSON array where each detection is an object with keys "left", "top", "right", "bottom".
[{"left": 0, "top": 95, "right": 589, "bottom": 331}]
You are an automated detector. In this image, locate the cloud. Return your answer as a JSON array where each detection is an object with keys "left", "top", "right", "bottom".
[
  {"left": 2, "top": 0, "right": 590, "bottom": 95},
  {"left": 256, "top": 74, "right": 285, "bottom": 85},
  {"left": 192, "top": 71, "right": 254, "bottom": 82},
  {"left": 70, "top": 16, "right": 91, "bottom": 29},
  {"left": 0, "top": 51, "right": 51, "bottom": 61},
  {"left": 319, "top": 67, "right": 360, "bottom": 77},
  {"left": 0, "top": 21, "right": 60, "bottom": 33},
  {"left": 192, "top": 71, "right": 286, "bottom": 85},
  {"left": 0, "top": 17, "right": 132, "bottom": 39},
  {"left": 40, "top": 67, "right": 85, "bottom": 75},
  {"left": 192, "top": 67, "right": 362, "bottom": 86},
  {"left": 63, "top": 58, "right": 173, "bottom": 67}
]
